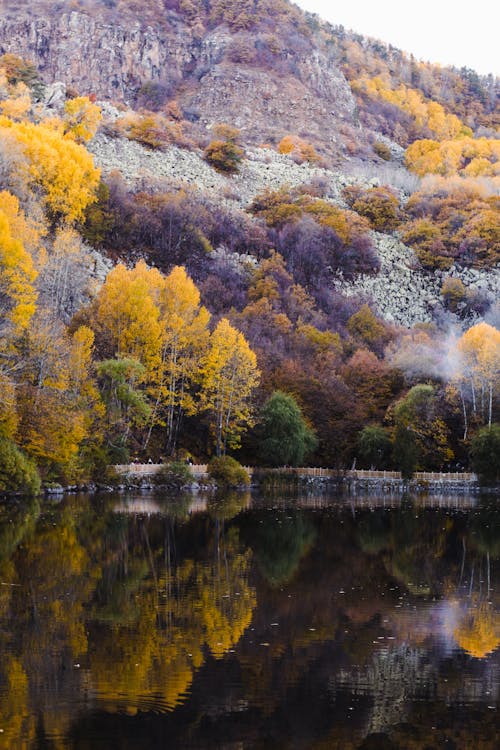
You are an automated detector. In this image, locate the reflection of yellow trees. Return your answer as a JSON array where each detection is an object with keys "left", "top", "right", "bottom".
[
  {"left": 89, "top": 525, "right": 255, "bottom": 712},
  {"left": 0, "top": 656, "right": 34, "bottom": 747},
  {"left": 454, "top": 602, "right": 500, "bottom": 659}
]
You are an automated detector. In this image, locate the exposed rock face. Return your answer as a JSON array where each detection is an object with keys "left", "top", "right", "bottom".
[{"left": 0, "top": 9, "right": 355, "bottom": 149}]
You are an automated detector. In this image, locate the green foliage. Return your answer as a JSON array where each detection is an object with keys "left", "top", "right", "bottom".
[
  {"left": 470, "top": 424, "right": 500, "bottom": 484},
  {"left": 258, "top": 391, "right": 317, "bottom": 467},
  {"left": 358, "top": 424, "right": 392, "bottom": 469},
  {"left": 207, "top": 456, "right": 250, "bottom": 487},
  {"left": 391, "top": 384, "right": 453, "bottom": 478},
  {"left": 153, "top": 461, "right": 193, "bottom": 488},
  {"left": 0, "top": 436, "right": 41, "bottom": 495},
  {"left": 242, "top": 511, "right": 315, "bottom": 587}
]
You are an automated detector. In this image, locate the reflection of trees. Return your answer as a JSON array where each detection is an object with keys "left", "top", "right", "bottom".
[
  {"left": 332, "top": 645, "right": 433, "bottom": 734},
  {"left": 88, "top": 515, "right": 255, "bottom": 712},
  {"left": 0, "top": 496, "right": 256, "bottom": 739},
  {"left": 240, "top": 509, "right": 315, "bottom": 587},
  {"left": 451, "top": 502, "right": 500, "bottom": 659},
  {"left": 454, "top": 601, "right": 500, "bottom": 658},
  {"left": 357, "top": 500, "right": 452, "bottom": 597}
]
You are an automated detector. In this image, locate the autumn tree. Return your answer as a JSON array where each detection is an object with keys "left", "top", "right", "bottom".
[
  {"left": 390, "top": 384, "right": 453, "bottom": 477},
  {"left": 200, "top": 318, "right": 260, "bottom": 455},
  {"left": 0, "top": 116, "right": 100, "bottom": 223},
  {"left": 153, "top": 265, "right": 210, "bottom": 454},
  {"left": 456, "top": 322, "right": 500, "bottom": 431},
  {"left": 63, "top": 96, "right": 102, "bottom": 143},
  {"left": 0, "top": 193, "right": 37, "bottom": 337}
]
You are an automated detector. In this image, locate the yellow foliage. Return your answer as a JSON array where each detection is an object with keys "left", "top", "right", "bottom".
[
  {"left": 200, "top": 317, "right": 260, "bottom": 454},
  {"left": 454, "top": 603, "right": 500, "bottom": 658},
  {"left": 278, "top": 134, "right": 320, "bottom": 164},
  {"left": 406, "top": 136, "right": 500, "bottom": 177},
  {"left": 0, "top": 115, "right": 100, "bottom": 223},
  {"left": 353, "top": 76, "right": 469, "bottom": 140},
  {"left": 63, "top": 96, "right": 102, "bottom": 142},
  {"left": 0, "top": 81, "right": 31, "bottom": 120},
  {"left": 0, "top": 197, "right": 37, "bottom": 335},
  {"left": 96, "top": 260, "right": 164, "bottom": 369}
]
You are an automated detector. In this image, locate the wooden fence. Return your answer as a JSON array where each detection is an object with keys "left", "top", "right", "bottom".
[{"left": 112, "top": 464, "right": 477, "bottom": 483}]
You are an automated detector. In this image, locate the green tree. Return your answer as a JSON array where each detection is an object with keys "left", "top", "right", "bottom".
[
  {"left": 391, "top": 384, "right": 452, "bottom": 478},
  {"left": 470, "top": 424, "right": 500, "bottom": 484},
  {"left": 358, "top": 424, "right": 392, "bottom": 469},
  {"left": 258, "top": 391, "right": 317, "bottom": 467}
]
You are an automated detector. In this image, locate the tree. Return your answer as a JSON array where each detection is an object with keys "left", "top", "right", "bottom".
[
  {"left": 0, "top": 436, "right": 40, "bottom": 495},
  {"left": 97, "top": 358, "right": 151, "bottom": 462},
  {"left": 358, "top": 424, "right": 392, "bottom": 469},
  {"left": 0, "top": 116, "right": 100, "bottom": 223},
  {"left": 0, "top": 194, "right": 37, "bottom": 337},
  {"left": 456, "top": 322, "right": 500, "bottom": 430},
  {"left": 63, "top": 96, "right": 102, "bottom": 143},
  {"left": 257, "top": 391, "right": 317, "bottom": 467},
  {"left": 154, "top": 266, "right": 210, "bottom": 454},
  {"left": 470, "top": 424, "right": 500, "bottom": 484},
  {"left": 391, "top": 384, "right": 453, "bottom": 477},
  {"left": 200, "top": 318, "right": 260, "bottom": 455}
]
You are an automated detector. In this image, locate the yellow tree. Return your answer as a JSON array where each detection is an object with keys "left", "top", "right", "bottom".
[
  {"left": 153, "top": 266, "right": 210, "bottom": 454},
  {"left": 0, "top": 194, "right": 37, "bottom": 338},
  {"left": 200, "top": 318, "right": 260, "bottom": 455},
  {"left": 63, "top": 96, "right": 102, "bottom": 143},
  {"left": 456, "top": 322, "right": 500, "bottom": 430},
  {"left": 95, "top": 260, "right": 164, "bottom": 369},
  {"left": 0, "top": 115, "right": 100, "bottom": 223}
]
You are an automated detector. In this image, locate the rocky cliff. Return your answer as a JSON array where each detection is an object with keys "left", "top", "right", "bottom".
[{"left": 0, "top": 6, "right": 355, "bottom": 153}]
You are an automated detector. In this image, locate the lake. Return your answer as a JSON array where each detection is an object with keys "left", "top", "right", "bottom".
[{"left": 0, "top": 491, "right": 498, "bottom": 748}]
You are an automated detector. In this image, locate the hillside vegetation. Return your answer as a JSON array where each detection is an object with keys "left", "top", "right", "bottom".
[{"left": 0, "top": 1, "right": 498, "bottom": 489}]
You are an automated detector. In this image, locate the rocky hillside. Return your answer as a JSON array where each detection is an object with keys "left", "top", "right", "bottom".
[
  {"left": 0, "top": 0, "right": 356, "bottom": 159},
  {"left": 0, "top": 0, "right": 499, "bottom": 332}
]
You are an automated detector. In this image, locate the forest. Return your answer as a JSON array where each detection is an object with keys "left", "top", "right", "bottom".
[{"left": 0, "top": 38, "right": 498, "bottom": 494}]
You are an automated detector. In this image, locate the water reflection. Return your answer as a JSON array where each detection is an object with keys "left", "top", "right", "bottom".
[{"left": 0, "top": 492, "right": 497, "bottom": 748}]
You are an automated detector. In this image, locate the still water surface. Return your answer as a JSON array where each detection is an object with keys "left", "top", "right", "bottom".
[{"left": 0, "top": 491, "right": 498, "bottom": 748}]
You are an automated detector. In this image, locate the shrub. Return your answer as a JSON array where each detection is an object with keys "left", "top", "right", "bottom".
[
  {"left": 440, "top": 277, "right": 467, "bottom": 311},
  {"left": 373, "top": 141, "right": 392, "bottom": 160},
  {"left": 207, "top": 456, "right": 250, "bottom": 486},
  {"left": 342, "top": 184, "right": 401, "bottom": 231},
  {"left": 153, "top": 461, "right": 194, "bottom": 488},
  {"left": 204, "top": 125, "right": 244, "bottom": 173},
  {"left": 0, "top": 437, "right": 41, "bottom": 495},
  {"left": 278, "top": 134, "right": 320, "bottom": 164}
]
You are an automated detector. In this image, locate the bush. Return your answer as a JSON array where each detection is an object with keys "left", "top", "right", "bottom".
[
  {"left": 207, "top": 456, "right": 250, "bottom": 487},
  {"left": 440, "top": 277, "right": 467, "bottom": 311},
  {"left": 204, "top": 125, "right": 244, "bottom": 173},
  {"left": 153, "top": 461, "right": 194, "bottom": 488},
  {"left": 373, "top": 141, "right": 392, "bottom": 160},
  {"left": 0, "top": 437, "right": 41, "bottom": 495}
]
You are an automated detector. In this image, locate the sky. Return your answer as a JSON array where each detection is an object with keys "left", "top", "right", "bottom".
[{"left": 295, "top": 0, "right": 499, "bottom": 76}]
